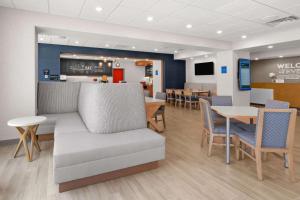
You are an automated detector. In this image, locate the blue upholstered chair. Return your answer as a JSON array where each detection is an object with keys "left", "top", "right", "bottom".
[
  {"left": 266, "top": 99, "right": 289, "bottom": 109},
  {"left": 211, "top": 96, "right": 233, "bottom": 123},
  {"left": 199, "top": 98, "right": 241, "bottom": 157},
  {"left": 236, "top": 107, "right": 297, "bottom": 181},
  {"left": 154, "top": 92, "right": 166, "bottom": 128}
]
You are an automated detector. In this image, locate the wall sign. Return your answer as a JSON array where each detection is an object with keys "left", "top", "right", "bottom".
[
  {"left": 277, "top": 62, "right": 300, "bottom": 80},
  {"left": 60, "top": 58, "right": 113, "bottom": 76},
  {"left": 221, "top": 66, "right": 227, "bottom": 74}
]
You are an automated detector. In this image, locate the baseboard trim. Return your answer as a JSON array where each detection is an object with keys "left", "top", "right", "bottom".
[
  {"left": 38, "top": 133, "right": 54, "bottom": 141},
  {"left": 59, "top": 161, "right": 159, "bottom": 192},
  {"left": 0, "top": 138, "right": 18, "bottom": 146}
]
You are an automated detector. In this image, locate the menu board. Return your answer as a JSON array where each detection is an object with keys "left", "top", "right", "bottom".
[
  {"left": 238, "top": 59, "right": 251, "bottom": 91},
  {"left": 145, "top": 65, "right": 153, "bottom": 77},
  {"left": 60, "top": 58, "right": 112, "bottom": 76}
]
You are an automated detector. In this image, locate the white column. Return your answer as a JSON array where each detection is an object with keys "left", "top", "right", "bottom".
[{"left": 216, "top": 50, "right": 250, "bottom": 106}]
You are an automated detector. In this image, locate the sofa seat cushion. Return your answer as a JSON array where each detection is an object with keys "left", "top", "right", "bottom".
[
  {"left": 37, "top": 112, "right": 83, "bottom": 135},
  {"left": 54, "top": 113, "right": 87, "bottom": 137},
  {"left": 53, "top": 128, "right": 165, "bottom": 168}
]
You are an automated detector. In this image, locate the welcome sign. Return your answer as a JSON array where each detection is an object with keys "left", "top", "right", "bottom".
[{"left": 277, "top": 62, "right": 300, "bottom": 79}]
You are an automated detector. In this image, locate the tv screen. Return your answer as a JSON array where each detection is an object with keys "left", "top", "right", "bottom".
[
  {"left": 195, "top": 62, "right": 214, "bottom": 75},
  {"left": 238, "top": 59, "right": 251, "bottom": 91}
]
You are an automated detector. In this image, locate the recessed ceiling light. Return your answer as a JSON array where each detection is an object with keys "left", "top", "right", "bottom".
[
  {"left": 279, "top": 55, "right": 284, "bottom": 58},
  {"left": 73, "top": 54, "right": 76, "bottom": 57},
  {"left": 105, "top": 44, "right": 109, "bottom": 47},
  {"left": 217, "top": 30, "right": 223, "bottom": 34},
  {"left": 75, "top": 41, "right": 79, "bottom": 44},
  {"left": 147, "top": 16, "right": 154, "bottom": 22},
  {"left": 132, "top": 46, "right": 136, "bottom": 49},
  {"left": 190, "top": 57, "right": 194, "bottom": 60},
  {"left": 40, "top": 37, "right": 44, "bottom": 41},
  {"left": 186, "top": 24, "right": 192, "bottom": 29},
  {"left": 174, "top": 50, "right": 178, "bottom": 53},
  {"left": 124, "top": 57, "right": 128, "bottom": 60},
  {"left": 255, "top": 58, "right": 259, "bottom": 60},
  {"left": 154, "top": 48, "right": 158, "bottom": 52},
  {"left": 268, "top": 45, "right": 273, "bottom": 49},
  {"left": 241, "top": 35, "right": 247, "bottom": 39},
  {"left": 95, "top": 7, "right": 103, "bottom": 12}
]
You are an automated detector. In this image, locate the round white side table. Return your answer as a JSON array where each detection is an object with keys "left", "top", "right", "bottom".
[{"left": 7, "top": 116, "right": 47, "bottom": 162}]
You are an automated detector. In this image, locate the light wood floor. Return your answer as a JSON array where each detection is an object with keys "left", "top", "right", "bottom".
[{"left": 1, "top": 105, "right": 300, "bottom": 200}]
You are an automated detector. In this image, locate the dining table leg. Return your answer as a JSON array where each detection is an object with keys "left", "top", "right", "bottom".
[{"left": 226, "top": 117, "right": 230, "bottom": 164}]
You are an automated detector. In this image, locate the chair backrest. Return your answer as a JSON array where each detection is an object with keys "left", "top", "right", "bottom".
[
  {"left": 175, "top": 90, "right": 183, "bottom": 96},
  {"left": 155, "top": 92, "right": 166, "bottom": 100},
  {"left": 211, "top": 96, "right": 232, "bottom": 106},
  {"left": 256, "top": 108, "right": 297, "bottom": 149},
  {"left": 199, "top": 98, "right": 214, "bottom": 132},
  {"left": 265, "top": 99, "right": 289, "bottom": 109},
  {"left": 183, "top": 90, "right": 192, "bottom": 96}
]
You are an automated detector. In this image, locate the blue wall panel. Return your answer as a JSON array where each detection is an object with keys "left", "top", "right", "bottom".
[{"left": 38, "top": 43, "right": 186, "bottom": 89}]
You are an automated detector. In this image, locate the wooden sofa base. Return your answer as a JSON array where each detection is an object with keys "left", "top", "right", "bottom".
[{"left": 59, "top": 161, "right": 159, "bottom": 192}]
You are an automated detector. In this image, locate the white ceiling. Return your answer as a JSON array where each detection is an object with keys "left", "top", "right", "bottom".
[
  {"left": 1, "top": 0, "right": 300, "bottom": 42},
  {"left": 37, "top": 27, "right": 211, "bottom": 54}
]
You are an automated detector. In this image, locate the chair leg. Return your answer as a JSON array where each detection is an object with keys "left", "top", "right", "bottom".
[
  {"left": 255, "top": 150, "right": 263, "bottom": 181},
  {"left": 287, "top": 151, "right": 296, "bottom": 182},
  {"left": 208, "top": 135, "right": 214, "bottom": 156},
  {"left": 200, "top": 129, "right": 205, "bottom": 148},
  {"left": 234, "top": 136, "right": 240, "bottom": 160},
  {"left": 262, "top": 152, "right": 268, "bottom": 161},
  {"left": 162, "top": 113, "right": 166, "bottom": 128},
  {"left": 155, "top": 115, "right": 158, "bottom": 122},
  {"left": 241, "top": 143, "right": 245, "bottom": 160}
]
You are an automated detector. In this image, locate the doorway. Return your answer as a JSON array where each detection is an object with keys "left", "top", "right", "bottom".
[{"left": 113, "top": 68, "right": 124, "bottom": 83}]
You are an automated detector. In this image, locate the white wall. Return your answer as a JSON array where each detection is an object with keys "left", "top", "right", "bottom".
[
  {"left": 0, "top": 10, "right": 37, "bottom": 140},
  {"left": 215, "top": 51, "right": 250, "bottom": 106},
  {"left": 186, "top": 56, "right": 217, "bottom": 84},
  {"left": 117, "top": 60, "right": 145, "bottom": 83},
  {"left": 152, "top": 60, "right": 162, "bottom": 96},
  {"left": 216, "top": 51, "right": 234, "bottom": 97},
  {"left": 233, "top": 51, "right": 250, "bottom": 106}
]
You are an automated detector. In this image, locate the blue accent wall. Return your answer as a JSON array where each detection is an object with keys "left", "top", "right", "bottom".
[{"left": 38, "top": 43, "right": 186, "bottom": 89}]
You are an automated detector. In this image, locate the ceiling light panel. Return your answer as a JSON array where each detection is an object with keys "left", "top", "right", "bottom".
[
  {"left": 49, "top": 0, "right": 86, "bottom": 17},
  {"left": 80, "top": 0, "right": 122, "bottom": 22},
  {"left": 106, "top": 5, "right": 142, "bottom": 24},
  {"left": 0, "top": 0, "right": 14, "bottom": 7},
  {"left": 13, "top": 0, "right": 48, "bottom": 13},
  {"left": 120, "top": 0, "right": 159, "bottom": 9}
]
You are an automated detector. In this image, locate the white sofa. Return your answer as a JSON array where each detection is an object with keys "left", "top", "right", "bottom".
[{"left": 37, "top": 82, "right": 165, "bottom": 192}]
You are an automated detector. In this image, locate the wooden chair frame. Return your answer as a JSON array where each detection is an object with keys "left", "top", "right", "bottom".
[
  {"left": 166, "top": 89, "right": 175, "bottom": 105},
  {"left": 183, "top": 91, "right": 199, "bottom": 110},
  {"left": 237, "top": 108, "right": 297, "bottom": 181},
  {"left": 174, "top": 90, "right": 184, "bottom": 107}
]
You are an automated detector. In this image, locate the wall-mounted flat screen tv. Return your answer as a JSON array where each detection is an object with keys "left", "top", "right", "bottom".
[
  {"left": 238, "top": 58, "right": 251, "bottom": 91},
  {"left": 195, "top": 62, "right": 214, "bottom": 75}
]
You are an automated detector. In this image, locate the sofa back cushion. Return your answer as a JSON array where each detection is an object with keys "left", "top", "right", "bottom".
[
  {"left": 38, "top": 81, "right": 81, "bottom": 114},
  {"left": 78, "top": 83, "right": 147, "bottom": 134}
]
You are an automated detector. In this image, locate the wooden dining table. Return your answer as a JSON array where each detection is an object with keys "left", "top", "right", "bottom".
[
  {"left": 145, "top": 97, "right": 165, "bottom": 132},
  {"left": 211, "top": 106, "right": 258, "bottom": 164},
  {"left": 191, "top": 90, "right": 210, "bottom": 96}
]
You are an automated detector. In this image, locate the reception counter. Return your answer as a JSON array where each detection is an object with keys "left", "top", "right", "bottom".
[{"left": 252, "top": 82, "right": 300, "bottom": 108}]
